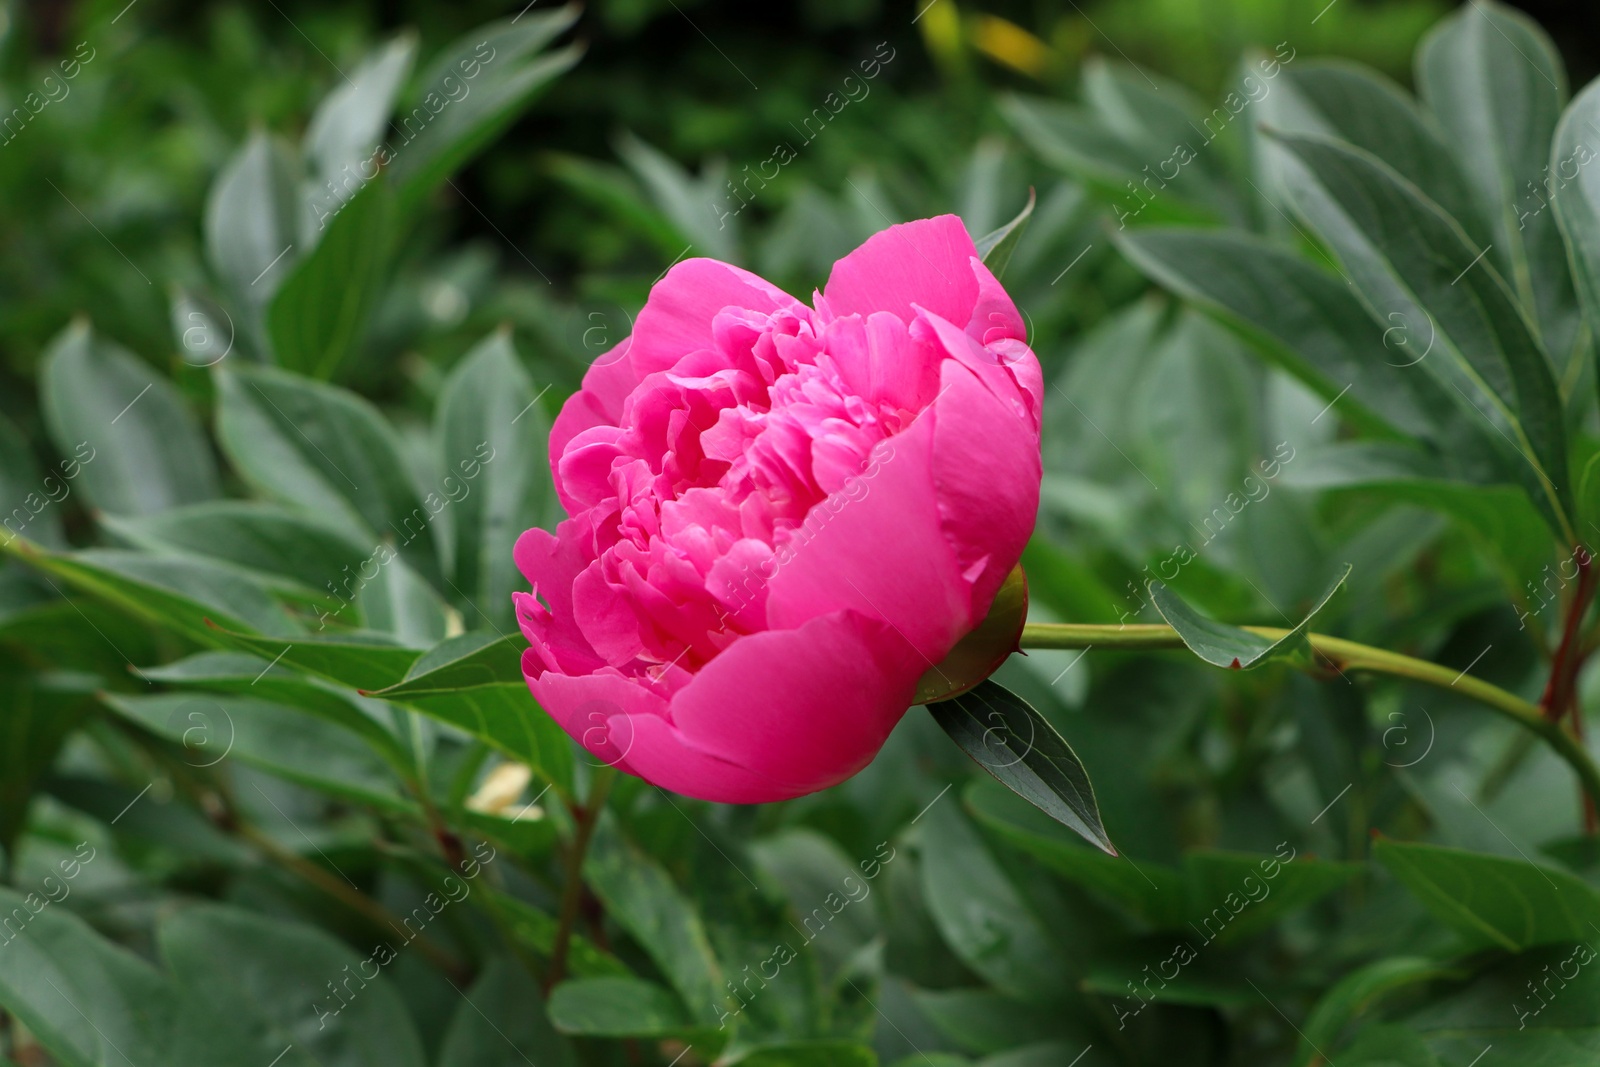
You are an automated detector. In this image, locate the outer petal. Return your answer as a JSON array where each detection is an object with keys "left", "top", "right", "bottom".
[
  {"left": 821, "top": 215, "right": 981, "bottom": 328},
  {"left": 927, "top": 357, "right": 1041, "bottom": 621},
  {"left": 764, "top": 398, "right": 972, "bottom": 662},
  {"left": 621, "top": 610, "right": 924, "bottom": 802},
  {"left": 550, "top": 339, "right": 638, "bottom": 513},
  {"left": 514, "top": 519, "right": 605, "bottom": 675},
  {"left": 629, "top": 259, "right": 804, "bottom": 376},
  {"left": 522, "top": 657, "right": 663, "bottom": 774}
]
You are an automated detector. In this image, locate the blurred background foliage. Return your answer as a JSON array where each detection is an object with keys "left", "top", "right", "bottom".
[{"left": 5, "top": 0, "right": 1600, "bottom": 1065}]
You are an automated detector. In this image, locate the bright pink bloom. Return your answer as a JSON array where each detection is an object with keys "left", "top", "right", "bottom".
[{"left": 514, "top": 215, "right": 1042, "bottom": 802}]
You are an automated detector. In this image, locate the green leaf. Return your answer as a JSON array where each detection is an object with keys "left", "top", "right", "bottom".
[
  {"left": 169, "top": 287, "right": 238, "bottom": 370},
  {"left": 1417, "top": 0, "right": 1580, "bottom": 358},
  {"left": 100, "top": 501, "right": 369, "bottom": 601},
  {"left": 490, "top": 892, "right": 629, "bottom": 978},
  {"left": 0, "top": 886, "right": 176, "bottom": 1067},
  {"left": 206, "top": 625, "right": 420, "bottom": 690},
  {"left": 388, "top": 9, "right": 583, "bottom": 210},
  {"left": 304, "top": 34, "right": 417, "bottom": 183},
  {"left": 749, "top": 829, "right": 880, "bottom": 976},
  {"left": 584, "top": 817, "right": 725, "bottom": 1026},
  {"left": 1336, "top": 1025, "right": 1442, "bottom": 1067},
  {"left": 1080, "top": 59, "right": 1233, "bottom": 212},
  {"left": 547, "top": 976, "right": 698, "bottom": 1037},
  {"left": 2, "top": 540, "right": 299, "bottom": 642},
  {"left": 1283, "top": 443, "right": 1552, "bottom": 587},
  {"left": 205, "top": 130, "right": 302, "bottom": 308},
  {"left": 0, "top": 411, "right": 63, "bottom": 547},
  {"left": 1182, "top": 849, "right": 1362, "bottom": 943},
  {"left": 40, "top": 321, "right": 218, "bottom": 516},
  {"left": 729, "top": 1043, "right": 880, "bottom": 1067},
  {"left": 1389, "top": 945, "right": 1600, "bottom": 1059},
  {"left": 355, "top": 556, "right": 451, "bottom": 647},
  {"left": 361, "top": 632, "right": 572, "bottom": 790},
  {"left": 918, "top": 800, "right": 1073, "bottom": 1003},
  {"left": 1079, "top": 952, "right": 1256, "bottom": 1010},
  {"left": 1149, "top": 563, "right": 1350, "bottom": 669},
  {"left": 102, "top": 692, "right": 411, "bottom": 811},
  {"left": 1268, "top": 130, "right": 1574, "bottom": 536},
  {"left": 928, "top": 680, "right": 1113, "bottom": 854},
  {"left": 159, "top": 903, "right": 427, "bottom": 1066},
  {"left": 912, "top": 988, "right": 1088, "bottom": 1055},
  {"left": 435, "top": 329, "right": 554, "bottom": 631},
  {"left": 974, "top": 188, "right": 1035, "bottom": 280},
  {"left": 616, "top": 131, "right": 736, "bottom": 262},
  {"left": 367, "top": 631, "right": 524, "bottom": 696},
  {"left": 141, "top": 651, "right": 408, "bottom": 765},
  {"left": 408, "top": 685, "right": 571, "bottom": 791},
  {"left": 1374, "top": 837, "right": 1600, "bottom": 950},
  {"left": 1260, "top": 61, "right": 1481, "bottom": 236},
  {"left": 268, "top": 178, "right": 396, "bottom": 378},
  {"left": 1550, "top": 79, "right": 1600, "bottom": 380},
  {"left": 964, "top": 779, "right": 1181, "bottom": 927},
  {"left": 215, "top": 363, "right": 437, "bottom": 573},
  {"left": 0, "top": 671, "right": 93, "bottom": 852},
  {"left": 1115, "top": 227, "right": 1462, "bottom": 443},
  {"left": 438, "top": 957, "right": 577, "bottom": 1067},
  {"left": 1296, "top": 957, "right": 1454, "bottom": 1067}
]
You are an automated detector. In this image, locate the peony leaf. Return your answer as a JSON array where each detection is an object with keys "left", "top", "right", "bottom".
[
  {"left": 214, "top": 363, "right": 440, "bottom": 582},
  {"left": 205, "top": 624, "right": 421, "bottom": 690},
  {"left": 40, "top": 322, "right": 219, "bottom": 517},
  {"left": 388, "top": 8, "right": 582, "bottom": 211},
  {"left": 1373, "top": 837, "right": 1600, "bottom": 951},
  {"left": 1149, "top": 563, "right": 1351, "bottom": 670},
  {"left": 438, "top": 958, "right": 577, "bottom": 1067},
  {"left": 927, "top": 679, "right": 1113, "bottom": 855},
  {"left": 266, "top": 177, "right": 396, "bottom": 379},
  {"left": 0, "top": 886, "right": 178, "bottom": 1067},
  {"left": 547, "top": 976, "right": 698, "bottom": 1038},
  {"left": 974, "top": 187, "right": 1035, "bottom": 280},
  {"left": 1550, "top": 78, "right": 1600, "bottom": 376},
  {"left": 99, "top": 501, "right": 370, "bottom": 601},
  {"left": 1266, "top": 130, "right": 1573, "bottom": 537},
  {"left": 435, "top": 329, "right": 557, "bottom": 632},
  {"left": 965, "top": 779, "right": 1181, "bottom": 926},
  {"left": 101, "top": 691, "right": 413, "bottom": 813},
  {"left": 1114, "top": 227, "right": 1464, "bottom": 444},
  {"left": 204, "top": 130, "right": 302, "bottom": 313},
  {"left": 364, "top": 631, "right": 524, "bottom": 697},
  {"left": 1, "top": 538, "right": 299, "bottom": 643},
  {"left": 159, "top": 904, "right": 427, "bottom": 1067},
  {"left": 1417, "top": 0, "right": 1579, "bottom": 360}
]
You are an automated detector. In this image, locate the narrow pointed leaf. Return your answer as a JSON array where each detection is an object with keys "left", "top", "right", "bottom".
[
  {"left": 1418, "top": 0, "right": 1579, "bottom": 357},
  {"left": 41, "top": 322, "right": 218, "bottom": 516},
  {"left": 975, "top": 187, "right": 1035, "bottom": 279},
  {"left": 1150, "top": 563, "right": 1350, "bottom": 669},
  {"left": 928, "top": 679, "right": 1113, "bottom": 854},
  {"left": 1268, "top": 131, "right": 1572, "bottom": 535}
]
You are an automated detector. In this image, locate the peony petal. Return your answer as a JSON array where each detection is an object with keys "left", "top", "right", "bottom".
[
  {"left": 624, "top": 609, "right": 923, "bottom": 800},
  {"left": 764, "top": 403, "right": 972, "bottom": 662},
  {"left": 822, "top": 215, "right": 982, "bottom": 327},
  {"left": 523, "top": 660, "right": 666, "bottom": 774},
  {"left": 514, "top": 522, "right": 605, "bottom": 674},
  {"left": 912, "top": 307, "right": 1042, "bottom": 432},
  {"left": 928, "top": 358, "right": 1042, "bottom": 619},
  {"left": 550, "top": 339, "right": 639, "bottom": 512},
  {"left": 629, "top": 259, "right": 804, "bottom": 376}
]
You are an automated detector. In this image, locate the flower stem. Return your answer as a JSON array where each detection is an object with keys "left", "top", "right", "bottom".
[
  {"left": 544, "top": 765, "right": 617, "bottom": 993},
  {"left": 1020, "top": 622, "right": 1600, "bottom": 811}
]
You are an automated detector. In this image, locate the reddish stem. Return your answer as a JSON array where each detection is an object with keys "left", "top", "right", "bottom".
[{"left": 1539, "top": 549, "right": 1596, "bottom": 723}]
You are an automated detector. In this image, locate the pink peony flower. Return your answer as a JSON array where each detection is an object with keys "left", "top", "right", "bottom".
[{"left": 513, "top": 215, "right": 1043, "bottom": 802}]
